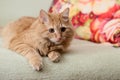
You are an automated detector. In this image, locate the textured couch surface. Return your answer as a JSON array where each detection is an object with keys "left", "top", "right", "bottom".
[{"left": 0, "top": 39, "right": 120, "bottom": 80}]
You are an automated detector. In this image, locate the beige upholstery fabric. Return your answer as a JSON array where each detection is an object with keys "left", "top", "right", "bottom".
[{"left": 0, "top": 39, "right": 120, "bottom": 80}]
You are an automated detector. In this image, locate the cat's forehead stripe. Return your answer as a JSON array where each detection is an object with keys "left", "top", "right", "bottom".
[
  {"left": 59, "top": 17, "right": 62, "bottom": 27},
  {"left": 49, "top": 14, "right": 62, "bottom": 28}
]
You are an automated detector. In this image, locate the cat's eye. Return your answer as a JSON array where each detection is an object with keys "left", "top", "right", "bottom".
[
  {"left": 49, "top": 28, "right": 54, "bottom": 33},
  {"left": 61, "top": 27, "right": 66, "bottom": 32}
]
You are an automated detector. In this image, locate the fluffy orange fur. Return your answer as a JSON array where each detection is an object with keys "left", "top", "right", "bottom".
[{"left": 2, "top": 8, "right": 74, "bottom": 71}]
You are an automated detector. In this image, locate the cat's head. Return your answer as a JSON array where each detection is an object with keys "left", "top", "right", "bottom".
[{"left": 39, "top": 8, "right": 74, "bottom": 44}]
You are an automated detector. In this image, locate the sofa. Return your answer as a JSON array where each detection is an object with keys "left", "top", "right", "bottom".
[{"left": 0, "top": 0, "right": 120, "bottom": 80}]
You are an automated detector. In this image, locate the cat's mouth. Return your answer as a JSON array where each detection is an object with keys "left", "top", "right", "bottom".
[
  {"left": 50, "top": 39, "right": 62, "bottom": 44},
  {"left": 49, "top": 37, "right": 66, "bottom": 44},
  {"left": 54, "top": 41, "right": 62, "bottom": 44}
]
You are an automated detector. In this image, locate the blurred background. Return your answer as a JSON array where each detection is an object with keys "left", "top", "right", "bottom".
[{"left": 0, "top": 0, "right": 52, "bottom": 26}]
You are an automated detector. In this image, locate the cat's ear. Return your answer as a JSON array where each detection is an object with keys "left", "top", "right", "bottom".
[
  {"left": 39, "top": 9, "right": 49, "bottom": 24},
  {"left": 60, "top": 8, "right": 69, "bottom": 22}
]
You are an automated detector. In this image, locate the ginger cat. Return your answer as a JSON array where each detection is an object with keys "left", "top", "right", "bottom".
[{"left": 2, "top": 8, "right": 74, "bottom": 71}]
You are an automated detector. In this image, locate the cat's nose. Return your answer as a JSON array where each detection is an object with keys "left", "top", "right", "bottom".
[{"left": 57, "top": 37, "right": 62, "bottom": 42}]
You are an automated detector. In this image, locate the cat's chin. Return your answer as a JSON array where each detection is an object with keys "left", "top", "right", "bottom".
[
  {"left": 49, "top": 37, "right": 66, "bottom": 44},
  {"left": 49, "top": 39, "right": 62, "bottom": 44},
  {"left": 51, "top": 41, "right": 62, "bottom": 45},
  {"left": 54, "top": 41, "right": 62, "bottom": 45}
]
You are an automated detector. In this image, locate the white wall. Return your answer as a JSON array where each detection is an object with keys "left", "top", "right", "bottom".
[{"left": 0, "top": 0, "right": 52, "bottom": 26}]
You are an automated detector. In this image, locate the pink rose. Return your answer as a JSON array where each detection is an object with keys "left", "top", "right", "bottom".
[{"left": 102, "top": 19, "right": 120, "bottom": 43}]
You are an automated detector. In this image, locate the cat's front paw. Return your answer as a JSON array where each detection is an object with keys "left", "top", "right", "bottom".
[
  {"left": 56, "top": 45, "right": 65, "bottom": 52},
  {"left": 48, "top": 51, "right": 61, "bottom": 63},
  {"left": 29, "top": 58, "right": 43, "bottom": 71}
]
